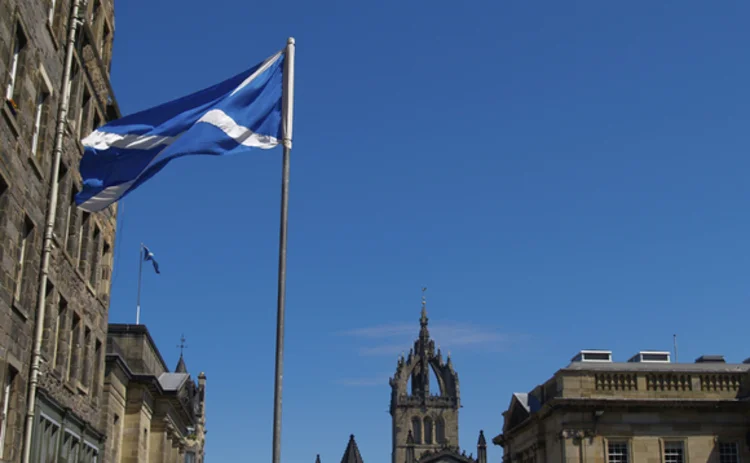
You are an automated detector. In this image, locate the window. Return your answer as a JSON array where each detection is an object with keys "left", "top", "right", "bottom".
[
  {"left": 411, "top": 417, "right": 422, "bottom": 444},
  {"left": 76, "top": 211, "right": 90, "bottom": 267},
  {"left": 101, "top": 21, "right": 112, "bottom": 71},
  {"left": 185, "top": 451, "right": 197, "bottom": 463},
  {"left": 64, "top": 184, "right": 79, "bottom": 254},
  {"left": 89, "top": 226, "right": 101, "bottom": 287},
  {"left": 53, "top": 296, "right": 68, "bottom": 371},
  {"left": 13, "top": 216, "right": 34, "bottom": 305},
  {"left": 30, "top": 88, "right": 50, "bottom": 161},
  {"left": 99, "top": 241, "right": 111, "bottom": 297},
  {"left": 608, "top": 441, "right": 629, "bottom": 463},
  {"left": 49, "top": 0, "right": 57, "bottom": 23},
  {"left": 6, "top": 24, "right": 27, "bottom": 103},
  {"left": 68, "top": 313, "right": 81, "bottom": 382},
  {"left": 664, "top": 441, "right": 684, "bottom": 463},
  {"left": 92, "top": 340, "right": 102, "bottom": 398},
  {"left": 77, "top": 87, "right": 91, "bottom": 139},
  {"left": 36, "top": 414, "right": 61, "bottom": 463},
  {"left": 82, "top": 327, "right": 91, "bottom": 388},
  {"left": 67, "top": 61, "right": 80, "bottom": 128},
  {"left": 435, "top": 417, "right": 446, "bottom": 444},
  {"left": 91, "top": 0, "right": 101, "bottom": 25},
  {"left": 423, "top": 417, "right": 433, "bottom": 444},
  {"left": 0, "top": 367, "right": 17, "bottom": 458},
  {"left": 720, "top": 443, "right": 739, "bottom": 463},
  {"left": 61, "top": 431, "right": 80, "bottom": 462},
  {"left": 82, "top": 441, "right": 98, "bottom": 463}
]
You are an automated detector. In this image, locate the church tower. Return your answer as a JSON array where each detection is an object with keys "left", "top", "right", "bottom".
[{"left": 389, "top": 295, "right": 460, "bottom": 463}]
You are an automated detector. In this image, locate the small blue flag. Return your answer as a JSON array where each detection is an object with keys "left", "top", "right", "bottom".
[
  {"left": 75, "top": 50, "right": 285, "bottom": 212},
  {"left": 143, "top": 246, "right": 160, "bottom": 274}
]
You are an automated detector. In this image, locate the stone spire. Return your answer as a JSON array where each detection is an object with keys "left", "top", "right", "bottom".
[
  {"left": 316, "top": 455, "right": 322, "bottom": 463},
  {"left": 341, "top": 434, "right": 364, "bottom": 463},
  {"left": 175, "top": 354, "right": 187, "bottom": 373},
  {"left": 477, "top": 430, "right": 487, "bottom": 463}
]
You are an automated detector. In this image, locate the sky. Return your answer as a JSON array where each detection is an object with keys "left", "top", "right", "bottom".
[{"left": 107, "top": 1, "right": 750, "bottom": 461}]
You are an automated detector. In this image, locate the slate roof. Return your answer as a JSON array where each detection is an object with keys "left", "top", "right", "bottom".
[
  {"left": 340, "top": 435, "right": 364, "bottom": 463},
  {"left": 158, "top": 372, "right": 189, "bottom": 391}
]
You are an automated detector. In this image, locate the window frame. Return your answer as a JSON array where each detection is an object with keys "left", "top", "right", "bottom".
[
  {"left": 5, "top": 22, "right": 27, "bottom": 103},
  {"left": 719, "top": 441, "right": 740, "bottom": 463},
  {"left": 604, "top": 438, "right": 631, "bottom": 463},
  {"left": 662, "top": 439, "right": 688, "bottom": 463}
]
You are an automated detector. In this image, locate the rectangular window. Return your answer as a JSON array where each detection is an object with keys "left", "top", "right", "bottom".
[
  {"left": 664, "top": 441, "right": 684, "bottom": 463},
  {"left": 89, "top": 226, "right": 101, "bottom": 287},
  {"left": 49, "top": 0, "right": 57, "bottom": 22},
  {"left": 14, "top": 216, "right": 34, "bottom": 305},
  {"left": 720, "top": 443, "right": 739, "bottom": 463},
  {"left": 82, "top": 327, "right": 91, "bottom": 387},
  {"left": 0, "top": 367, "right": 17, "bottom": 458},
  {"left": 53, "top": 295, "right": 68, "bottom": 371},
  {"left": 68, "top": 313, "right": 81, "bottom": 382},
  {"left": 65, "top": 184, "right": 79, "bottom": 254},
  {"left": 77, "top": 87, "right": 91, "bottom": 139},
  {"left": 92, "top": 339, "right": 102, "bottom": 398},
  {"left": 76, "top": 211, "right": 90, "bottom": 267},
  {"left": 67, "top": 61, "right": 80, "bottom": 128},
  {"left": 6, "top": 24, "right": 27, "bottom": 102},
  {"left": 61, "top": 431, "right": 80, "bottom": 462},
  {"left": 607, "top": 441, "right": 629, "bottom": 463},
  {"left": 185, "top": 451, "right": 196, "bottom": 463},
  {"left": 36, "top": 414, "right": 61, "bottom": 462},
  {"left": 31, "top": 90, "right": 50, "bottom": 159}
]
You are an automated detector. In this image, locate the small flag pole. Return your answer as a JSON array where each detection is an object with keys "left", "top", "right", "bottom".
[
  {"left": 136, "top": 242, "right": 143, "bottom": 325},
  {"left": 272, "top": 37, "right": 295, "bottom": 463}
]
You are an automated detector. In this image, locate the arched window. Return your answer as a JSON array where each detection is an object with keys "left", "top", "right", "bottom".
[
  {"left": 435, "top": 417, "right": 446, "bottom": 444},
  {"left": 424, "top": 417, "right": 433, "bottom": 444},
  {"left": 411, "top": 417, "right": 422, "bottom": 444}
]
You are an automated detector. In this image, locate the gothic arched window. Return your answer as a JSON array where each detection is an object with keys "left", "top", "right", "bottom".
[
  {"left": 435, "top": 417, "right": 446, "bottom": 444},
  {"left": 424, "top": 417, "right": 433, "bottom": 444},
  {"left": 411, "top": 417, "right": 422, "bottom": 444}
]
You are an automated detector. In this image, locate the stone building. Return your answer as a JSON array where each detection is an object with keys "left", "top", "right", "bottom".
[
  {"left": 0, "top": 0, "right": 118, "bottom": 461},
  {"left": 102, "top": 324, "right": 207, "bottom": 463},
  {"left": 493, "top": 349, "right": 750, "bottom": 463},
  {"left": 317, "top": 301, "right": 487, "bottom": 463}
]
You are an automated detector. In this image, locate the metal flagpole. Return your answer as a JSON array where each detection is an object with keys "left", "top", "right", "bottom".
[
  {"left": 136, "top": 243, "right": 143, "bottom": 324},
  {"left": 272, "top": 36, "right": 295, "bottom": 463}
]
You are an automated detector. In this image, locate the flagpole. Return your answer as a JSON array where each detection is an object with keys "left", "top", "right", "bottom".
[
  {"left": 272, "top": 36, "right": 295, "bottom": 463},
  {"left": 136, "top": 242, "right": 143, "bottom": 325}
]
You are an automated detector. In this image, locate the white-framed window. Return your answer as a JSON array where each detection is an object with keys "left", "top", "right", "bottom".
[
  {"left": 720, "top": 442, "right": 740, "bottom": 463},
  {"left": 664, "top": 441, "right": 685, "bottom": 463},
  {"left": 607, "top": 441, "right": 629, "bottom": 463},
  {"left": 6, "top": 24, "right": 27, "bottom": 102},
  {"left": 31, "top": 90, "right": 49, "bottom": 158},
  {"left": 14, "top": 217, "right": 34, "bottom": 304},
  {"left": 0, "top": 368, "right": 17, "bottom": 458},
  {"left": 49, "top": 0, "right": 57, "bottom": 23}
]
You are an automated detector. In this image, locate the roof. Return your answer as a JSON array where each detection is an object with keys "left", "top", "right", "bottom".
[
  {"left": 158, "top": 372, "right": 189, "bottom": 391},
  {"left": 175, "top": 355, "right": 188, "bottom": 373},
  {"left": 512, "top": 393, "right": 529, "bottom": 412},
  {"left": 563, "top": 361, "right": 750, "bottom": 373},
  {"left": 340, "top": 435, "right": 364, "bottom": 463}
]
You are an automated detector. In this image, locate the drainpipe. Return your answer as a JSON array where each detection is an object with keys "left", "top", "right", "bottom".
[{"left": 21, "top": 0, "right": 83, "bottom": 461}]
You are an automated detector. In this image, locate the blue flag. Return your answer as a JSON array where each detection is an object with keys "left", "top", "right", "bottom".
[
  {"left": 143, "top": 246, "right": 160, "bottom": 274},
  {"left": 75, "top": 50, "right": 285, "bottom": 212}
]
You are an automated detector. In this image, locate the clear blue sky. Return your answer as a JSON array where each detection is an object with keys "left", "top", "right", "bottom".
[{"left": 109, "top": 1, "right": 750, "bottom": 461}]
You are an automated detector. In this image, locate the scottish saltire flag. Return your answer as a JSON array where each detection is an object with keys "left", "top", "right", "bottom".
[
  {"left": 75, "top": 50, "right": 286, "bottom": 212},
  {"left": 143, "top": 246, "right": 160, "bottom": 274}
]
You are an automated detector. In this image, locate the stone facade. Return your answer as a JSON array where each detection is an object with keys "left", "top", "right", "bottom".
[
  {"left": 493, "top": 350, "right": 750, "bottom": 463},
  {"left": 0, "top": 0, "right": 118, "bottom": 461},
  {"left": 102, "top": 324, "right": 207, "bottom": 463}
]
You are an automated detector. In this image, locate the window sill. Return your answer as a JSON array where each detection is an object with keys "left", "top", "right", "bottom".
[
  {"left": 1, "top": 102, "right": 19, "bottom": 137},
  {"left": 28, "top": 154, "right": 44, "bottom": 181},
  {"left": 11, "top": 300, "right": 30, "bottom": 322},
  {"left": 76, "top": 382, "right": 89, "bottom": 396},
  {"left": 45, "top": 19, "right": 59, "bottom": 51},
  {"left": 63, "top": 380, "right": 77, "bottom": 394}
]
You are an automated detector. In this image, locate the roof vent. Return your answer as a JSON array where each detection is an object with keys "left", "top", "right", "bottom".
[
  {"left": 571, "top": 350, "right": 612, "bottom": 363},
  {"left": 628, "top": 351, "right": 670, "bottom": 363},
  {"left": 695, "top": 355, "right": 726, "bottom": 364}
]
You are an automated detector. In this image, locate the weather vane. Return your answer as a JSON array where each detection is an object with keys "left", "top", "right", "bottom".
[
  {"left": 421, "top": 287, "right": 427, "bottom": 306},
  {"left": 177, "top": 334, "right": 188, "bottom": 356}
]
